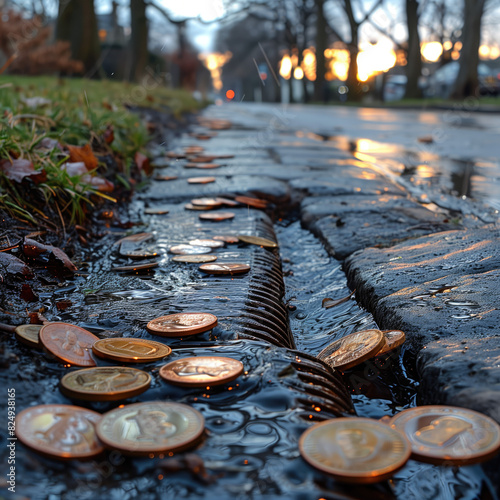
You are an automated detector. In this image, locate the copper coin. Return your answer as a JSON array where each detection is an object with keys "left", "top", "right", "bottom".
[
  {"left": 187, "top": 177, "right": 216, "bottom": 184},
  {"left": 40, "top": 323, "right": 98, "bottom": 367},
  {"left": 299, "top": 417, "right": 411, "bottom": 483},
  {"left": 184, "top": 163, "right": 221, "bottom": 169},
  {"left": 16, "top": 404, "right": 104, "bottom": 460},
  {"left": 185, "top": 203, "right": 213, "bottom": 211},
  {"left": 199, "top": 212, "right": 235, "bottom": 222},
  {"left": 188, "top": 238, "right": 225, "bottom": 249},
  {"left": 187, "top": 155, "right": 217, "bottom": 163},
  {"left": 213, "top": 154, "right": 234, "bottom": 159},
  {"left": 172, "top": 255, "right": 218, "bottom": 264},
  {"left": 213, "top": 235, "right": 239, "bottom": 243},
  {"left": 169, "top": 244, "right": 212, "bottom": 255},
  {"left": 191, "top": 198, "right": 224, "bottom": 208},
  {"left": 237, "top": 235, "right": 278, "bottom": 248},
  {"left": 199, "top": 263, "right": 250, "bottom": 275},
  {"left": 167, "top": 151, "right": 186, "bottom": 159},
  {"left": 154, "top": 175, "right": 177, "bottom": 181},
  {"left": 15, "top": 324, "right": 42, "bottom": 349},
  {"left": 390, "top": 405, "right": 500, "bottom": 466},
  {"left": 147, "top": 312, "right": 218, "bottom": 337},
  {"left": 184, "top": 146, "right": 204, "bottom": 154},
  {"left": 60, "top": 367, "right": 151, "bottom": 401},
  {"left": 96, "top": 402, "right": 204, "bottom": 456},
  {"left": 120, "top": 249, "right": 159, "bottom": 259},
  {"left": 112, "top": 261, "right": 158, "bottom": 272},
  {"left": 144, "top": 206, "right": 169, "bottom": 215},
  {"left": 376, "top": 330, "right": 406, "bottom": 356},
  {"left": 317, "top": 329, "right": 385, "bottom": 371},
  {"left": 160, "top": 356, "right": 244, "bottom": 387},
  {"left": 215, "top": 197, "right": 240, "bottom": 207},
  {"left": 234, "top": 196, "right": 269, "bottom": 209},
  {"left": 92, "top": 338, "right": 172, "bottom": 363}
]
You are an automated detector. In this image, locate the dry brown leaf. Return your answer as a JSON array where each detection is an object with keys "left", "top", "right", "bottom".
[
  {"left": 23, "top": 238, "right": 77, "bottom": 272},
  {"left": 322, "top": 289, "right": 356, "bottom": 309},
  {"left": 135, "top": 152, "right": 152, "bottom": 175},
  {"left": 66, "top": 144, "right": 98, "bottom": 170},
  {"left": 0, "top": 158, "right": 46, "bottom": 184}
]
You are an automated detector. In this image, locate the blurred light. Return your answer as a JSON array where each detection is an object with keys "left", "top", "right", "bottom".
[
  {"left": 454, "top": 41, "right": 463, "bottom": 51},
  {"left": 199, "top": 52, "right": 232, "bottom": 91},
  {"left": 331, "top": 61, "right": 348, "bottom": 81},
  {"left": 357, "top": 41, "right": 396, "bottom": 81},
  {"left": 279, "top": 55, "right": 292, "bottom": 80},
  {"left": 451, "top": 50, "right": 460, "bottom": 60},
  {"left": 293, "top": 67, "right": 304, "bottom": 79},
  {"left": 302, "top": 48, "right": 316, "bottom": 81},
  {"left": 421, "top": 41, "right": 443, "bottom": 62},
  {"left": 338, "top": 85, "right": 348, "bottom": 94},
  {"left": 443, "top": 41, "right": 453, "bottom": 51},
  {"left": 490, "top": 46, "right": 500, "bottom": 59},
  {"left": 226, "top": 89, "right": 235, "bottom": 100},
  {"left": 99, "top": 29, "right": 107, "bottom": 41},
  {"left": 479, "top": 45, "right": 490, "bottom": 59}
]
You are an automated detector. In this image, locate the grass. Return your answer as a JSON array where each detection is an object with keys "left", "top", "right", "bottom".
[{"left": 0, "top": 76, "right": 203, "bottom": 229}]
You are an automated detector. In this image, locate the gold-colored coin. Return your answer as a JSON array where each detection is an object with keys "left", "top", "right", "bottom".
[
  {"left": 96, "top": 401, "right": 204, "bottom": 456},
  {"left": 199, "top": 212, "right": 235, "bottom": 222},
  {"left": 172, "top": 255, "right": 217, "bottom": 264},
  {"left": 199, "top": 263, "right": 250, "bottom": 275},
  {"left": 317, "top": 329, "right": 385, "bottom": 371},
  {"left": 187, "top": 176, "right": 216, "bottom": 184},
  {"left": 184, "top": 163, "right": 221, "bottom": 169},
  {"left": 234, "top": 196, "right": 269, "bottom": 209},
  {"left": 169, "top": 244, "right": 212, "bottom": 255},
  {"left": 191, "top": 198, "right": 224, "bottom": 208},
  {"left": 390, "top": 405, "right": 500, "bottom": 466},
  {"left": 160, "top": 356, "right": 244, "bottom": 387},
  {"left": 188, "top": 239, "right": 225, "bottom": 249},
  {"left": 15, "top": 324, "right": 42, "bottom": 349},
  {"left": 375, "top": 330, "right": 406, "bottom": 356},
  {"left": 16, "top": 404, "right": 104, "bottom": 460},
  {"left": 299, "top": 417, "right": 411, "bottom": 483},
  {"left": 215, "top": 197, "right": 240, "bottom": 207},
  {"left": 39, "top": 323, "right": 98, "bottom": 367},
  {"left": 237, "top": 235, "right": 278, "bottom": 248},
  {"left": 60, "top": 367, "right": 151, "bottom": 401},
  {"left": 112, "top": 261, "right": 158, "bottom": 272},
  {"left": 213, "top": 235, "right": 239, "bottom": 243},
  {"left": 184, "top": 203, "right": 213, "bottom": 211},
  {"left": 92, "top": 338, "right": 172, "bottom": 363},
  {"left": 147, "top": 312, "right": 217, "bottom": 337}
]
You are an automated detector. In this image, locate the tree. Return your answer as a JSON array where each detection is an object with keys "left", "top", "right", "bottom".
[
  {"left": 56, "top": 0, "right": 100, "bottom": 75},
  {"left": 129, "top": 0, "right": 149, "bottom": 82},
  {"left": 451, "top": 0, "right": 487, "bottom": 99},
  {"left": 404, "top": 0, "right": 421, "bottom": 98},
  {"left": 314, "top": 0, "right": 328, "bottom": 101}
]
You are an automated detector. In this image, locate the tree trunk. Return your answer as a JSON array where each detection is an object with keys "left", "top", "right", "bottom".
[
  {"left": 129, "top": 0, "right": 149, "bottom": 82},
  {"left": 56, "top": 0, "right": 100, "bottom": 75},
  {"left": 451, "top": 0, "right": 486, "bottom": 99},
  {"left": 314, "top": 0, "right": 327, "bottom": 102},
  {"left": 404, "top": 0, "right": 422, "bottom": 98},
  {"left": 344, "top": 0, "right": 361, "bottom": 101}
]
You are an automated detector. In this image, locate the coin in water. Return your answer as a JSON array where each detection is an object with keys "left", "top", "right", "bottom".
[
  {"left": 160, "top": 356, "right": 244, "bottom": 387},
  {"left": 199, "top": 212, "right": 235, "bottom": 222},
  {"left": 114, "top": 232, "right": 154, "bottom": 246},
  {"left": 188, "top": 238, "right": 225, "bottom": 248},
  {"left": 215, "top": 197, "right": 240, "bottom": 207},
  {"left": 169, "top": 244, "right": 212, "bottom": 255},
  {"left": 187, "top": 177, "right": 216, "bottom": 184},
  {"left": 15, "top": 324, "right": 42, "bottom": 349},
  {"left": 172, "top": 255, "right": 218, "bottom": 264},
  {"left": 317, "top": 329, "right": 385, "bottom": 371},
  {"left": 96, "top": 401, "right": 204, "bottom": 456},
  {"left": 16, "top": 404, "right": 104, "bottom": 460},
  {"left": 390, "top": 405, "right": 500, "bottom": 466},
  {"left": 154, "top": 175, "right": 177, "bottom": 181},
  {"left": 147, "top": 312, "right": 217, "bottom": 337},
  {"left": 184, "top": 146, "right": 204, "bottom": 154},
  {"left": 40, "top": 323, "right": 98, "bottom": 367},
  {"left": 375, "top": 330, "right": 406, "bottom": 356},
  {"left": 185, "top": 203, "right": 212, "bottom": 211},
  {"left": 92, "top": 338, "right": 172, "bottom": 363},
  {"left": 199, "top": 263, "right": 250, "bottom": 275},
  {"left": 120, "top": 249, "right": 159, "bottom": 259},
  {"left": 234, "top": 196, "right": 269, "bottom": 209},
  {"left": 60, "top": 367, "right": 151, "bottom": 401},
  {"left": 299, "top": 417, "right": 411, "bottom": 483},
  {"left": 184, "top": 163, "right": 221, "bottom": 169},
  {"left": 237, "top": 235, "right": 278, "bottom": 248},
  {"left": 112, "top": 261, "right": 159, "bottom": 272},
  {"left": 167, "top": 151, "right": 186, "bottom": 159},
  {"left": 187, "top": 155, "right": 217, "bottom": 163},
  {"left": 213, "top": 235, "right": 239, "bottom": 244},
  {"left": 144, "top": 206, "right": 169, "bottom": 215},
  {"left": 191, "top": 198, "right": 224, "bottom": 208}
]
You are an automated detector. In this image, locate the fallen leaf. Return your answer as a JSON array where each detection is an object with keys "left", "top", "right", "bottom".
[
  {"left": 37, "top": 138, "right": 62, "bottom": 150},
  {"left": 322, "top": 289, "right": 356, "bottom": 309},
  {"left": 0, "top": 158, "right": 46, "bottom": 184},
  {"left": 61, "top": 163, "right": 114, "bottom": 193},
  {"left": 103, "top": 125, "right": 114, "bottom": 145},
  {"left": 0, "top": 252, "right": 33, "bottom": 279},
  {"left": 418, "top": 136, "right": 434, "bottom": 144},
  {"left": 20, "top": 284, "right": 38, "bottom": 302},
  {"left": 21, "top": 97, "right": 51, "bottom": 108},
  {"left": 135, "top": 152, "right": 152, "bottom": 175},
  {"left": 66, "top": 144, "right": 98, "bottom": 170},
  {"left": 23, "top": 238, "right": 77, "bottom": 272}
]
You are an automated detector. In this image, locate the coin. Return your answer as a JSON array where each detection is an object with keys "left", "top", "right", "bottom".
[
  {"left": 185, "top": 203, "right": 213, "bottom": 211},
  {"left": 112, "top": 261, "right": 158, "bottom": 272},
  {"left": 299, "top": 417, "right": 411, "bottom": 483},
  {"left": 234, "top": 196, "right": 269, "bottom": 209},
  {"left": 147, "top": 312, "right": 218, "bottom": 337},
  {"left": 40, "top": 323, "right": 98, "bottom": 367},
  {"left": 191, "top": 198, "right": 224, "bottom": 208},
  {"left": 317, "top": 329, "right": 385, "bottom": 371},
  {"left": 159, "top": 356, "right": 244, "bottom": 387},
  {"left": 188, "top": 239, "right": 225, "bottom": 248},
  {"left": 213, "top": 235, "right": 239, "bottom": 244},
  {"left": 375, "top": 330, "right": 406, "bottom": 356},
  {"left": 172, "top": 255, "right": 217, "bottom": 263},
  {"left": 184, "top": 163, "right": 221, "bottom": 169},
  {"left": 15, "top": 324, "right": 42, "bottom": 349},
  {"left": 144, "top": 207, "right": 169, "bottom": 215},
  {"left": 114, "top": 232, "right": 154, "bottom": 246},
  {"left": 16, "top": 404, "right": 104, "bottom": 460},
  {"left": 92, "top": 338, "right": 172, "bottom": 363},
  {"left": 184, "top": 146, "right": 204, "bottom": 154},
  {"left": 169, "top": 244, "right": 212, "bottom": 255},
  {"left": 60, "top": 367, "right": 151, "bottom": 401},
  {"left": 120, "top": 249, "right": 159, "bottom": 259},
  {"left": 187, "top": 176, "right": 216, "bottom": 184},
  {"left": 199, "top": 212, "right": 235, "bottom": 222},
  {"left": 215, "top": 197, "right": 240, "bottom": 207},
  {"left": 96, "top": 401, "right": 204, "bottom": 456},
  {"left": 154, "top": 175, "right": 177, "bottom": 181},
  {"left": 167, "top": 151, "right": 186, "bottom": 159},
  {"left": 237, "top": 235, "right": 278, "bottom": 248},
  {"left": 390, "top": 405, "right": 500, "bottom": 466},
  {"left": 199, "top": 263, "right": 250, "bottom": 275},
  {"left": 187, "top": 156, "right": 217, "bottom": 163}
]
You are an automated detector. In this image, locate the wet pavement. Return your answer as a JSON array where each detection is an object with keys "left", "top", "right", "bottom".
[{"left": 1, "top": 103, "right": 500, "bottom": 499}]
